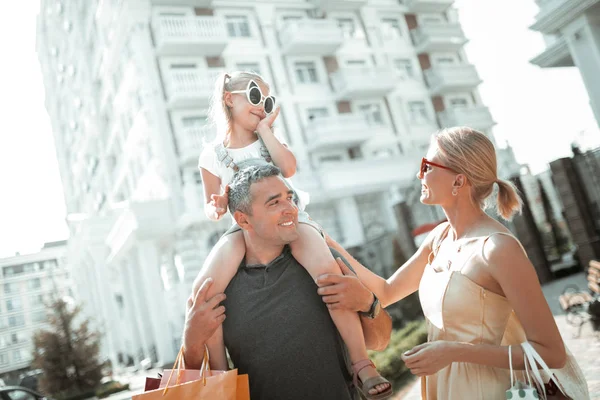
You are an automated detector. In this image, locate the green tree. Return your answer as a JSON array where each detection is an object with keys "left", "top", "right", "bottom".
[{"left": 31, "top": 297, "right": 104, "bottom": 397}]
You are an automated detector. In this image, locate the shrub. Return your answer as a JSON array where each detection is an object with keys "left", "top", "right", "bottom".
[{"left": 369, "top": 319, "right": 427, "bottom": 389}]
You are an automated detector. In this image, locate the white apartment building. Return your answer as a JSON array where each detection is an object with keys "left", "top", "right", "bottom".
[
  {"left": 36, "top": 0, "right": 498, "bottom": 367},
  {"left": 530, "top": 0, "right": 600, "bottom": 126},
  {"left": 0, "top": 241, "right": 71, "bottom": 378}
]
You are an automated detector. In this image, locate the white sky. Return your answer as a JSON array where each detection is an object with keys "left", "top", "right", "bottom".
[{"left": 0, "top": 0, "right": 598, "bottom": 257}]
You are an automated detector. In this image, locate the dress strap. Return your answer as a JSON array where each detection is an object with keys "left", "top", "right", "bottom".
[
  {"left": 428, "top": 223, "right": 451, "bottom": 265},
  {"left": 481, "top": 232, "right": 527, "bottom": 259}
]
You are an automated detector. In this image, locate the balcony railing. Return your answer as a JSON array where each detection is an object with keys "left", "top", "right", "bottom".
[
  {"left": 279, "top": 19, "right": 344, "bottom": 55},
  {"left": 405, "top": 0, "right": 454, "bottom": 12},
  {"left": 308, "top": 0, "right": 368, "bottom": 10},
  {"left": 317, "top": 155, "right": 421, "bottom": 198},
  {"left": 331, "top": 67, "right": 396, "bottom": 99},
  {"left": 305, "top": 115, "right": 371, "bottom": 151},
  {"left": 438, "top": 106, "right": 495, "bottom": 130},
  {"left": 424, "top": 64, "right": 482, "bottom": 94},
  {"left": 164, "top": 69, "right": 223, "bottom": 108},
  {"left": 411, "top": 23, "right": 467, "bottom": 52},
  {"left": 178, "top": 126, "right": 212, "bottom": 164},
  {"left": 152, "top": 16, "right": 228, "bottom": 56}
]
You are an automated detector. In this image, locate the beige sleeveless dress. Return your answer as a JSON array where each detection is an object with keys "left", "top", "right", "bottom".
[
  {"left": 418, "top": 226, "right": 517, "bottom": 400},
  {"left": 418, "top": 225, "right": 589, "bottom": 400}
]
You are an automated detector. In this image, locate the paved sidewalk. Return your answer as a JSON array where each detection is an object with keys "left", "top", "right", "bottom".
[{"left": 397, "top": 272, "right": 600, "bottom": 399}]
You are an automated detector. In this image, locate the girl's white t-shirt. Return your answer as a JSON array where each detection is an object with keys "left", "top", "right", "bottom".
[{"left": 198, "top": 139, "right": 310, "bottom": 209}]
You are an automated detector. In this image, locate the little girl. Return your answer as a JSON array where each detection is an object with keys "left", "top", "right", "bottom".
[{"left": 194, "top": 71, "right": 391, "bottom": 399}]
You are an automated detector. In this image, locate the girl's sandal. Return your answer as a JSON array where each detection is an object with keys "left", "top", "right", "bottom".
[{"left": 352, "top": 359, "right": 393, "bottom": 400}]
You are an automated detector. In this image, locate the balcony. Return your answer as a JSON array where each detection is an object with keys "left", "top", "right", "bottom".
[
  {"left": 152, "top": 15, "right": 228, "bottom": 56},
  {"left": 316, "top": 155, "right": 421, "bottom": 199},
  {"left": 530, "top": 37, "right": 574, "bottom": 68},
  {"left": 438, "top": 106, "right": 495, "bottom": 131},
  {"left": 151, "top": 0, "right": 213, "bottom": 5},
  {"left": 331, "top": 67, "right": 396, "bottom": 99},
  {"left": 106, "top": 200, "right": 177, "bottom": 264},
  {"left": 279, "top": 19, "right": 344, "bottom": 55},
  {"left": 177, "top": 184, "right": 210, "bottom": 230},
  {"left": 308, "top": 0, "right": 368, "bottom": 10},
  {"left": 424, "top": 64, "right": 482, "bottom": 95},
  {"left": 163, "top": 69, "right": 223, "bottom": 108},
  {"left": 405, "top": 0, "right": 454, "bottom": 12},
  {"left": 529, "top": 0, "right": 596, "bottom": 34},
  {"left": 411, "top": 23, "right": 467, "bottom": 53},
  {"left": 305, "top": 115, "right": 371, "bottom": 152},
  {"left": 177, "top": 125, "right": 212, "bottom": 165}
]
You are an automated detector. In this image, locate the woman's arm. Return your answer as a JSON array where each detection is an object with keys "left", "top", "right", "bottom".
[
  {"left": 200, "top": 168, "right": 225, "bottom": 221},
  {"left": 479, "top": 235, "right": 565, "bottom": 368},
  {"left": 324, "top": 224, "right": 445, "bottom": 307}
]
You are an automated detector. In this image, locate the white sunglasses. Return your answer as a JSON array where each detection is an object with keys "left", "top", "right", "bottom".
[{"left": 229, "top": 80, "right": 276, "bottom": 114}]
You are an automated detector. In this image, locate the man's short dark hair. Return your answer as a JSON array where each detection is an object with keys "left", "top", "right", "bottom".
[{"left": 228, "top": 164, "right": 282, "bottom": 215}]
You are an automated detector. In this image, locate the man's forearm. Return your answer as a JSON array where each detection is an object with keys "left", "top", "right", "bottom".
[
  {"left": 182, "top": 331, "right": 206, "bottom": 369},
  {"left": 361, "top": 310, "right": 392, "bottom": 351}
]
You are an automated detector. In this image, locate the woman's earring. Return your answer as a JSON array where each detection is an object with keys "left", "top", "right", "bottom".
[{"left": 452, "top": 188, "right": 458, "bottom": 196}]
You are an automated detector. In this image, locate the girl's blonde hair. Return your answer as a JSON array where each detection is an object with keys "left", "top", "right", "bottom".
[
  {"left": 207, "top": 70, "right": 270, "bottom": 145},
  {"left": 433, "top": 126, "right": 523, "bottom": 220}
]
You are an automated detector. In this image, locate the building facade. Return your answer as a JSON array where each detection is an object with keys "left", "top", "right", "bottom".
[
  {"left": 530, "top": 0, "right": 600, "bottom": 126},
  {"left": 36, "top": 0, "right": 498, "bottom": 367},
  {"left": 0, "top": 241, "right": 71, "bottom": 379}
]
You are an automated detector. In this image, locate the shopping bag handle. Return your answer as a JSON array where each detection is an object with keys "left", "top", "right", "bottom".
[
  {"left": 199, "top": 345, "right": 212, "bottom": 385},
  {"left": 521, "top": 342, "right": 568, "bottom": 399},
  {"left": 162, "top": 345, "right": 214, "bottom": 394},
  {"left": 162, "top": 347, "right": 185, "bottom": 395}
]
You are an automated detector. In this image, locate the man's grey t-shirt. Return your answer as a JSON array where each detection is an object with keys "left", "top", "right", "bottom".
[{"left": 222, "top": 246, "right": 360, "bottom": 400}]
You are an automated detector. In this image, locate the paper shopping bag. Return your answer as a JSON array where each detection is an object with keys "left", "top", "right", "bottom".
[{"left": 134, "top": 346, "right": 249, "bottom": 400}]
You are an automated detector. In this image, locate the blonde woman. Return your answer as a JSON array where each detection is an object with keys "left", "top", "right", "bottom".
[
  {"left": 192, "top": 71, "right": 391, "bottom": 399},
  {"left": 321, "top": 127, "right": 583, "bottom": 399}
]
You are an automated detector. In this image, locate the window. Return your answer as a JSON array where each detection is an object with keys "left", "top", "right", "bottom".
[
  {"left": 346, "top": 59, "right": 367, "bottom": 67},
  {"left": 306, "top": 107, "right": 329, "bottom": 121},
  {"left": 434, "top": 56, "right": 457, "bottom": 65},
  {"left": 294, "top": 62, "right": 318, "bottom": 83},
  {"left": 0, "top": 353, "right": 7, "bottom": 365},
  {"left": 337, "top": 18, "right": 357, "bottom": 39},
  {"left": 30, "top": 294, "right": 44, "bottom": 308},
  {"left": 8, "top": 315, "right": 25, "bottom": 328},
  {"left": 348, "top": 146, "right": 363, "bottom": 159},
  {"left": 358, "top": 104, "right": 384, "bottom": 126},
  {"left": 169, "top": 63, "right": 197, "bottom": 70},
  {"left": 236, "top": 62, "right": 261, "bottom": 75},
  {"left": 421, "top": 15, "right": 445, "bottom": 25},
  {"left": 319, "top": 155, "right": 343, "bottom": 163},
  {"left": 381, "top": 18, "right": 402, "bottom": 39},
  {"left": 226, "top": 15, "right": 251, "bottom": 37},
  {"left": 449, "top": 98, "right": 469, "bottom": 108},
  {"left": 6, "top": 298, "right": 21, "bottom": 312},
  {"left": 393, "top": 59, "right": 414, "bottom": 79},
  {"left": 407, "top": 101, "right": 430, "bottom": 123},
  {"left": 4, "top": 283, "right": 14, "bottom": 294},
  {"left": 29, "top": 278, "right": 41, "bottom": 290},
  {"left": 32, "top": 310, "right": 47, "bottom": 324}
]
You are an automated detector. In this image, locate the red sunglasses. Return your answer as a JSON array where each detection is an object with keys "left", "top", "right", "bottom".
[{"left": 419, "top": 157, "right": 457, "bottom": 179}]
